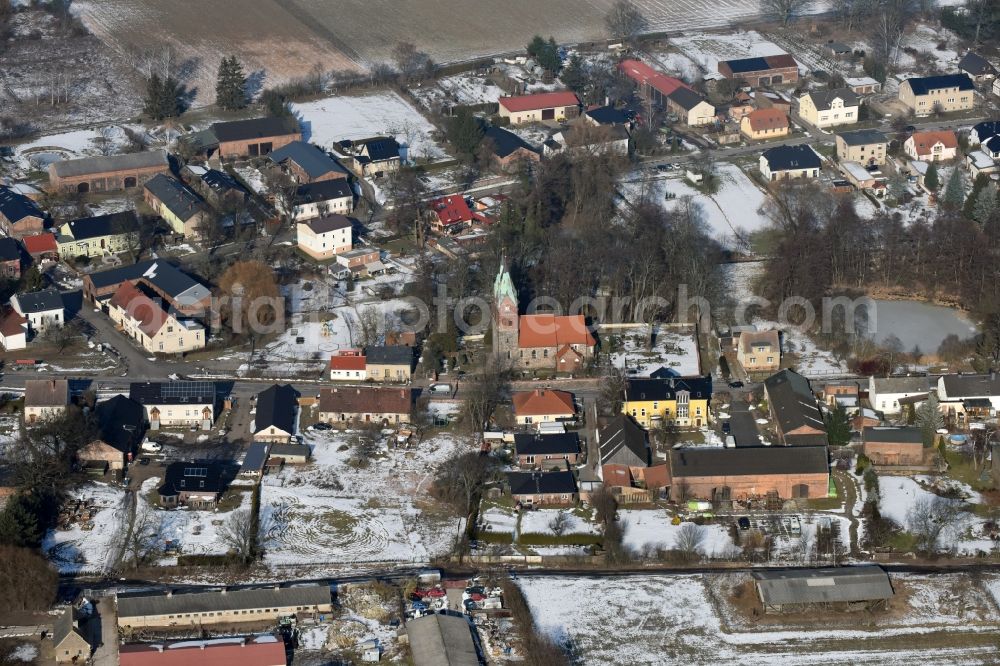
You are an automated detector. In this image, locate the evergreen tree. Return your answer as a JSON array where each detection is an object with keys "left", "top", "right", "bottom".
[
  {"left": 973, "top": 184, "right": 998, "bottom": 223},
  {"left": 144, "top": 74, "right": 183, "bottom": 121},
  {"left": 943, "top": 166, "right": 966, "bottom": 209},
  {"left": 924, "top": 163, "right": 939, "bottom": 191},
  {"left": 447, "top": 108, "right": 484, "bottom": 159},
  {"left": 526, "top": 35, "right": 546, "bottom": 58},
  {"left": 216, "top": 56, "right": 247, "bottom": 111},
  {"left": 915, "top": 392, "right": 944, "bottom": 447},
  {"left": 824, "top": 403, "right": 852, "bottom": 447},
  {"left": 963, "top": 172, "right": 989, "bottom": 218},
  {"left": 560, "top": 54, "right": 586, "bottom": 94},
  {"left": 0, "top": 494, "right": 40, "bottom": 548}
]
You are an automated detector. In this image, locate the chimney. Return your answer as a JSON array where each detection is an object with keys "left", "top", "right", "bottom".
[
  {"left": 155, "top": 646, "right": 164, "bottom": 653},
  {"left": 166, "top": 590, "right": 173, "bottom": 598}
]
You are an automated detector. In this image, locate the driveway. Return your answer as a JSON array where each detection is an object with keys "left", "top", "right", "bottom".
[
  {"left": 728, "top": 397, "right": 761, "bottom": 447},
  {"left": 77, "top": 305, "right": 189, "bottom": 379},
  {"left": 88, "top": 598, "right": 119, "bottom": 666}
]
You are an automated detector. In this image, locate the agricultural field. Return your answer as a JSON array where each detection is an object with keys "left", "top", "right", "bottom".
[{"left": 520, "top": 573, "right": 1000, "bottom": 665}]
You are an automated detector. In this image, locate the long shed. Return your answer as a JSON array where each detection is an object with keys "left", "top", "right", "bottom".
[{"left": 752, "top": 566, "right": 893, "bottom": 613}]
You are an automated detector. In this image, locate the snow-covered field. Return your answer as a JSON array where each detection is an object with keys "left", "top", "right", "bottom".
[
  {"left": 43, "top": 483, "right": 125, "bottom": 574},
  {"left": 259, "top": 430, "right": 465, "bottom": 565},
  {"left": 519, "top": 573, "right": 1000, "bottom": 665},
  {"left": 621, "top": 164, "right": 770, "bottom": 249},
  {"left": 607, "top": 324, "right": 701, "bottom": 377},
  {"left": 620, "top": 510, "right": 738, "bottom": 558},
  {"left": 520, "top": 509, "right": 598, "bottom": 536},
  {"left": 292, "top": 92, "right": 447, "bottom": 162}
]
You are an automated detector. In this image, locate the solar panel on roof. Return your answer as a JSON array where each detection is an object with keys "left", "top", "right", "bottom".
[
  {"left": 161, "top": 381, "right": 215, "bottom": 398},
  {"left": 184, "top": 467, "right": 208, "bottom": 477}
]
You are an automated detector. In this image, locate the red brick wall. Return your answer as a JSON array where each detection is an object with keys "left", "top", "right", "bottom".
[
  {"left": 863, "top": 441, "right": 924, "bottom": 466},
  {"left": 517, "top": 452, "right": 580, "bottom": 468},
  {"left": 218, "top": 133, "right": 302, "bottom": 159},
  {"left": 671, "top": 472, "right": 829, "bottom": 500},
  {"left": 50, "top": 164, "right": 169, "bottom": 194}
]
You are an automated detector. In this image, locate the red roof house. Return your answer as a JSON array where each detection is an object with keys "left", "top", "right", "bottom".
[
  {"left": 619, "top": 59, "right": 690, "bottom": 98},
  {"left": 119, "top": 637, "right": 287, "bottom": 666},
  {"left": 499, "top": 91, "right": 580, "bottom": 114},
  {"left": 428, "top": 195, "right": 487, "bottom": 233},
  {"left": 329, "top": 349, "right": 366, "bottom": 379},
  {"left": 512, "top": 388, "right": 576, "bottom": 422},
  {"left": 22, "top": 232, "right": 58, "bottom": 259}
]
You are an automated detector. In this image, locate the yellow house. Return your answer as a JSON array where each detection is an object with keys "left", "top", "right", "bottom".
[
  {"left": 740, "top": 109, "right": 789, "bottom": 140},
  {"left": 143, "top": 174, "right": 208, "bottom": 238},
  {"left": 109, "top": 281, "right": 205, "bottom": 355},
  {"left": 57, "top": 210, "right": 139, "bottom": 259},
  {"left": 898, "top": 74, "right": 975, "bottom": 116},
  {"left": 622, "top": 376, "right": 712, "bottom": 428}
]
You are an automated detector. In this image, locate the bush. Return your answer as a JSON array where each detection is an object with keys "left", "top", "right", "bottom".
[
  {"left": 855, "top": 453, "right": 871, "bottom": 475},
  {"left": 477, "top": 531, "right": 514, "bottom": 544},
  {"left": 518, "top": 532, "right": 602, "bottom": 547},
  {"left": 177, "top": 553, "right": 242, "bottom": 566}
]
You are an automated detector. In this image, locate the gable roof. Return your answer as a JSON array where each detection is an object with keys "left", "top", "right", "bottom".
[
  {"left": 972, "top": 120, "right": 1000, "bottom": 142},
  {"left": 0, "top": 307, "right": 27, "bottom": 338},
  {"left": 837, "top": 128, "right": 887, "bottom": 146},
  {"left": 87, "top": 260, "right": 210, "bottom": 305},
  {"left": 907, "top": 130, "right": 958, "bottom": 152},
  {"left": 407, "top": 613, "right": 479, "bottom": 666},
  {"left": 598, "top": 415, "right": 650, "bottom": 467},
  {"left": 764, "top": 369, "right": 827, "bottom": 443},
  {"left": 430, "top": 195, "right": 484, "bottom": 226},
  {"left": 745, "top": 108, "right": 788, "bottom": 132},
  {"left": 210, "top": 116, "right": 299, "bottom": 143},
  {"left": 624, "top": 376, "right": 713, "bottom": 402},
  {"left": 117, "top": 584, "right": 329, "bottom": 618},
  {"left": 24, "top": 378, "right": 69, "bottom": 407},
  {"left": 255, "top": 384, "right": 299, "bottom": 435},
  {"left": 0, "top": 186, "right": 44, "bottom": 223},
  {"left": 506, "top": 470, "right": 578, "bottom": 495},
  {"left": 0, "top": 237, "right": 20, "bottom": 262},
  {"left": 484, "top": 126, "right": 538, "bottom": 159},
  {"left": 871, "top": 375, "right": 930, "bottom": 394},
  {"left": 762, "top": 144, "right": 821, "bottom": 171},
  {"left": 512, "top": 389, "right": 575, "bottom": 417},
  {"left": 119, "top": 636, "right": 287, "bottom": 666},
  {"left": 22, "top": 232, "right": 58, "bottom": 256},
  {"left": 110, "top": 281, "right": 171, "bottom": 337},
  {"left": 514, "top": 432, "right": 581, "bottom": 456},
  {"left": 129, "top": 381, "right": 216, "bottom": 406},
  {"left": 499, "top": 91, "right": 580, "bottom": 113},
  {"left": 301, "top": 214, "right": 352, "bottom": 235},
  {"left": 318, "top": 386, "right": 411, "bottom": 415},
  {"left": 804, "top": 87, "right": 859, "bottom": 110},
  {"left": 95, "top": 395, "right": 145, "bottom": 453},
  {"left": 269, "top": 140, "right": 348, "bottom": 180},
  {"left": 958, "top": 52, "right": 996, "bottom": 76},
  {"left": 619, "top": 59, "right": 690, "bottom": 97},
  {"left": 668, "top": 86, "right": 708, "bottom": 111},
  {"left": 670, "top": 445, "right": 829, "bottom": 477},
  {"left": 752, "top": 566, "right": 893, "bottom": 606},
  {"left": 49, "top": 150, "right": 168, "bottom": 179},
  {"left": 64, "top": 210, "right": 137, "bottom": 241},
  {"left": 722, "top": 56, "right": 771, "bottom": 74},
  {"left": 904, "top": 73, "right": 975, "bottom": 95},
  {"left": 14, "top": 288, "right": 63, "bottom": 314},
  {"left": 240, "top": 442, "right": 269, "bottom": 474},
  {"left": 296, "top": 179, "right": 354, "bottom": 204},
  {"left": 198, "top": 168, "right": 248, "bottom": 197},
  {"left": 348, "top": 136, "right": 402, "bottom": 163},
  {"left": 159, "top": 461, "right": 226, "bottom": 497},
  {"left": 863, "top": 426, "right": 923, "bottom": 444},
  {"left": 365, "top": 345, "right": 412, "bottom": 366},
  {"left": 329, "top": 351, "right": 366, "bottom": 371},
  {"left": 740, "top": 329, "right": 780, "bottom": 353},
  {"left": 941, "top": 373, "right": 1000, "bottom": 398},
  {"left": 53, "top": 608, "right": 88, "bottom": 651},
  {"left": 585, "top": 105, "right": 629, "bottom": 125},
  {"left": 144, "top": 175, "right": 205, "bottom": 222},
  {"left": 518, "top": 313, "right": 595, "bottom": 348}
]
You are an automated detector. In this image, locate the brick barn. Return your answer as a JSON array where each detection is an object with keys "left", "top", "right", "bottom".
[
  {"left": 718, "top": 54, "right": 799, "bottom": 87},
  {"left": 862, "top": 426, "right": 926, "bottom": 466},
  {"left": 668, "top": 445, "right": 829, "bottom": 501},
  {"left": 47, "top": 150, "right": 170, "bottom": 194},
  {"left": 0, "top": 186, "right": 46, "bottom": 238},
  {"left": 210, "top": 117, "right": 301, "bottom": 159}
]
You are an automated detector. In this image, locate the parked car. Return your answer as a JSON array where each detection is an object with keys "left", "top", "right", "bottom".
[
  {"left": 722, "top": 421, "right": 731, "bottom": 435},
  {"left": 140, "top": 440, "right": 162, "bottom": 453},
  {"left": 728, "top": 381, "right": 744, "bottom": 389},
  {"left": 312, "top": 422, "right": 332, "bottom": 431}
]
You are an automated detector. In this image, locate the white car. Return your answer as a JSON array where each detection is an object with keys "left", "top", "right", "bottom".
[{"left": 140, "top": 440, "right": 162, "bottom": 453}]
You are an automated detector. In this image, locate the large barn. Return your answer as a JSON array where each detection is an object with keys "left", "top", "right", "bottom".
[{"left": 752, "top": 566, "right": 894, "bottom": 614}]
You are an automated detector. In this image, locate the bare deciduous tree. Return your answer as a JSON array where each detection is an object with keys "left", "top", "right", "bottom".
[
  {"left": 219, "top": 508, "right": 272, "bottom": 564},
  {"left": 605, "top": 0, "right": 649, "bottom": 44},
  {"left": 906, "top": 495, "right": 963, "bottom": 555},
  {"left": 460, "top": 356, "right": 510, "bottom": 440},
  {"left": 548, "top": 511, "right": 569, "bottom": 536},
  {"left": 674, "top": 522, "right": 705, "bottom": 562},
  {"left": 120, "top": 508, "right": 162, "bottom": 571},
  {"left": 760, "top": 0, "right": 812, "bottom": 25}
]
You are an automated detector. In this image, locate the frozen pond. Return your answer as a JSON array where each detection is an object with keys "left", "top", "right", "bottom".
[{"left": 867, "top": 299, "right": 977, "bottom": 353}]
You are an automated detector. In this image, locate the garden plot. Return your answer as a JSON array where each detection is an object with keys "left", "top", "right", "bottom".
[
  {"left": 897, "top": 24, "right": 960, "bottom": 75},
  {"left": 292, "top": 92, "right": 447, "bottom": 162},
  {"left": 520, "top": 509, "right": 598, "bottom": 536},
  {"left": 410, "top": 73, "right": 507, "bottom": 110},
  {"left": 780, "top": 325, "right": 850, "bottom": 377},
  {"left": 878, "top": 475, "right": 993, "bottom": 555},
  {"left": 259, "top": 430, "right": 465, "bottom": 566},
  {"left": 620, "top": 164, "right": 770, "bottom": 250},
  {"left": 619, "top": 510, "right": 739, "bottom": 558},
  {"left": 667, "top": 31, "right": 792, "bottom": 75},
  {"left": 607, "top": 324, "right": 701, "bottom": 377},
  {"left": 481, "top": 507, "right": 518, "bottom": 535},
  {"left": 43, "top": 482, "right": 126, "bottom": 574},
  {"left": 520, "top": 573, "right": 1000, "bottom": 665}
]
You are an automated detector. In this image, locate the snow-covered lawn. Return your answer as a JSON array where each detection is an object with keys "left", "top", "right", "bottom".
[
  {"left": 292, "top": 92, "right": 447, "bottom": 162},
  {"left": 480, "top": 507, "right": 517, "bottom": 535},
  {"left": 410, "top": 73, "right": 507, "bottom": 109},
  {"left": 259, "top": 431, "right": 465, "bottom": 565},
  {"left": 43, "top": 483, "right": 125, "bottom": 574},
  {"left": 520, "top": 509, "right": 598, "bottom": 536},
  {"left": 668, "top": 30, "right": 792, "bottom": 75},
  {"left": 619, "top": 510, "right": 738, "bottom": 558},
  {"left": 621, "top": 164, "right": 770, "bottom": 249},
  {"left": 608, "top": 324, "right": 701, "bottom": 377}
]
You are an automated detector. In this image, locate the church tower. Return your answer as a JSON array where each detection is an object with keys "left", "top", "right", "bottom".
[{"left": 492, "top": 259, "right": 519, "bottom": 359}]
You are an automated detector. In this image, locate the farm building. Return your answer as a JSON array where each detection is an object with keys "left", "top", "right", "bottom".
[
  {"left": 0, "top": 185, "right": 46, "bottom": 238},
  {"left": 718, "top": 54, "right": 799, "bottom": 87},
  {"left": 752, "top": 566, "right": 893, "bottom": 613},
  {"left": 184, "top": 165, "right": 252, "bottom": 209},
  {"left": 763, "top": 369, "right": 828, "bottom": 446},
  {"left": 618, "top": 60, "right": 714, "bottom": 126},
  {"left": 24, "top": 378, "right": 70, "bottom": 424},
  {"left": 317, "top": 386, "right": 412, "bottom": 425},
  {"left": 406, "top": 613, "right": 479, "bottom": 666},
  {"left": 116, "top": 585, "right": 333, "bottom": 628},
  {"left": 337, "top": 136, "right": 402, "bottom": 178},
  {"left": 77, "top": 395, "right": 146, "bottom": 471},
  {"left": 47, "top": 150, "right": 170, "bottom": 194},
  {"left": 483, "top": 126, "right": 541, "bottom": 171},
  {"left": 668, "top": 445, "right": 830, "bottom": 501},
  {"left": 498, "top": 91, "right": 580, "bottom": 125},
  {"left": 119, "top": 635, "right": 287, "bottom": 666},
  {"left": 143, "top": 174, "right": 208, "bottom": 238},
  {"left": 209, "top": 117, "right": 302, "bottom": 159},
  {"left": 862, "top": 426, "right": 925, "bottom": 466},
  {"left": 53, "top": 608, "right": 91, "bottom": 663},
  {"left": 268, "top": 140, "right": 349, "bottom": 183}
]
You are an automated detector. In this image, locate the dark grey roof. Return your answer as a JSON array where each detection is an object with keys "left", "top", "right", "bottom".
[
  {"left": 985, "top": 135, "right": 1000, "bottom": 154},
  {"left": 863, "top": 426, "right": 923, "bottom": 444},
  {"left": 506, "top": 470, "right": 577, "bottom": 495},
  {"left": 296, "top": 179, "right": 354, "bottom": 204},
  {"left": 49, "top": 150, "right": 168, "bottom": 178},
  {"left": 14, "top": 288, "right": 63, "bottom": 313},
  {"left": 724, "top": 56, "right": 771, "bottom": 73},
  {"left": 144, "top": 174, "right": 205, "bottom": 222},
  {"left": 764, "top": 369, "right": 827, "bottom": 444},
  {"left": 240, "top": 442, "right": 269, "bottom": 473},
  {"left": 871, "top": 375, "right": 930, "bottom": 394},
  {"left": 302, "top": 214, "right": 352, "bottom": 234},
  {"left": 514, "top": 432, "right": 581, "bottom": 457},
  {"left": 200, "top": 168, "right": 247, "bottom": 197},
  {"left": 958, "top": 52, "right": 996, "bottom": 76},
  {"left": 0, "top": 186, "right": 44, "bottom": 224},
  {"left": 0, "top": 237, "right": 20, "bottom": 262},
  {"left": 210, "top": 116, "right": 299, "bottom": 143},
  {"left": 941, "top": 373, "right": 1000, "bottom": 398},
  {"left": 65, "top": 210, "right": 137, "bottom": 241},
  {"left": 95, "top": 395, "right": 145, "bottom": 454},
  {"left": 624, "top": 376, "right": 712, "bottom": 402},
  {"left": 159, "top": 461, "right": 226, "bottom": 498},
  {"left": 407, "top": 613, "right": 479, "bottom": 666},
  {"left": 348, "top": 136, "right": 401, "bottom": 163},
  {"left": 598, "top": 415, "right": 649, "bottom": 467},
  {"left": 129, "top": 381, "right": 216, "bottom": 406},
  {"left": 668, "top": 86, "right": 707, "bottom": 111},
  {"left": 269, "top": 442, "right": 311, "bottom": 458},
  {"left": 117, "top": 584, "right": 330, "bottom": 619},
  {"left": 585, "top": 105, "right": 629, "bottom": 125},
  {"left": 762, "top": 144, "right": 821, "bottom": 171},
  {"left": 904, "top": 73, "right": 974, "bottom": 96},
  {"left": 752, "top": 566, "right": 893, "bottom": 606},
  {"left": 255, "top": 384, "right": 299, "bottom": 435},
  {"left": 365, "top": 345, "right": 412, "bottom": 366},
  {"left": 484, "top": 126, "right": 537, "bottom": 159},
  {"left": 669, "top": 445, "right": 829, "bottom": 478},
  {"left": 87, "top": 260, "right": 210, "bottom": 304},
  {"left": 805, "top": 88, "right": 859, "bottom": 111},
  {"left": 973, "top": 120, "right": 1000, "bottom": 142},
  {"left": 269, "top": 141, "right": 348, "bottom": 179},
  {"left": 837, "top": 129, "right": 887, "bottom": 146},
  {"left": 53, "top": 608, "right": 87, "bottom": 650}
]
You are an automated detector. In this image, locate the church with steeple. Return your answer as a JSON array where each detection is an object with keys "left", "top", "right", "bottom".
[{"left": 492, "top": 261, "right": 596, "bottom": 372}]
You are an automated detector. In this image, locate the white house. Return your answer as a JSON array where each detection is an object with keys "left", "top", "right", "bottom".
[
  {"left": 903, "top": 131, "right": 958, "bottom": 162},
  {"left": 0, "top": 308, "right": 26, "bottom": 351},
  {"left": 11, "top": 288, "right": 64, "bottom": 336},
  {"left": 296, "top": 214, "right": 352, "bottom": 261},
  {"left": 797, "top": 89, "right": 860, "bottom": 129},
  {"left": 868, "top": 376, "right": 930, "bottom": 415},
  {"left": 290, "top": 180, "right": 353, "bottom": 221},
  {"left": 937, "top": 373, "right": 1000, "bottom": 413}
]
